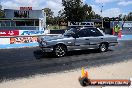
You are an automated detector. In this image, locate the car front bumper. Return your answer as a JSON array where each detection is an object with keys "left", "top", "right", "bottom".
[
  {"left": 41, "top": 47, "right": 53, "bottom": 52},
  {"left": 38, "top": 42, "right": 54, "bottom": 52}
]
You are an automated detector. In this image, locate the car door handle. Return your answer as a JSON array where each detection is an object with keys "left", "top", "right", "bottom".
[
  {"left": 101, "top": 38, "right": 103, "bottom": 39},
  {"left": 85, "top": 39, "right": 89, "bottom": 40}
]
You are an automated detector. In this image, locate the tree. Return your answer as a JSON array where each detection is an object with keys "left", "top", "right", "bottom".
[
  {"left": 58, "top": 10, "right": 65, "bottom": 21},
  {"left": 126, "top": 12, "right": 132, "bottom": 21},
  {"left": 62, "top": 0, "right": 85, "bottom": 22},
  {"left": 83, "top": 4, "right": 93, "bottom": 19},
  {"left": 122, "top": 12, "right": 132, "bottom": 21},
  {"left": 94, "top": 14, "right": 101, "bottom": 19},
  {"left": 0, "top": 10, "right": 4, "bottom": 18},
  {"left": 43, "top": 8, "right": 54, "bottom": 25},
  {"left": 62, "top": 0, "right": 101, "bottom": 22},
  {"left": 119, "top": 14, "right": 123, "bottom": 19}
]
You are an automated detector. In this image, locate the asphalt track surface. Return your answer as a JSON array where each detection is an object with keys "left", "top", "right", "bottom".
[{"left": 0, "top": 40, "right": 132, "bottom": 81}]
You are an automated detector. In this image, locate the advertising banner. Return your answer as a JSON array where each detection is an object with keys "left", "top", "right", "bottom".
[
  {"left": 0, "top": 38, "right": 10, "bottom": 44},
  {"left": 0, "top": 30, "right": 19, "bottom": 36},
  {"left": 59, "top": 21, "right": 68, "bottom": 26},
  {"left": 94, "top": 22, "right": 102, "bottom": 28},
  {"left": 19, "top": 30, "right": 44, "bottom": 35},
  {"left": 10, "top": 37, "right": 38, "bottom": 44},
  {"left": 0, "top": 30, "right": 45, "bottom": 44}
]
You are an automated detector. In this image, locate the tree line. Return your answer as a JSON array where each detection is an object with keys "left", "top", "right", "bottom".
[
  {"left": 44, "top": 0, "right": 102, "bottom": 25},
  {"left": 0, "top": 0, "right": 132, "bottom": 25},
  {"left": 44, "top": 0, "right": 132, "bottom": 25}
]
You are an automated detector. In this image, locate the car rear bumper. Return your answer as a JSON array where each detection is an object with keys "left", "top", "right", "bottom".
[{"left": 109, "top": 42, "right": 118, "bottom": 46}]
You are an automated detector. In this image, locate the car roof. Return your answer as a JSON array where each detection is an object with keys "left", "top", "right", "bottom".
[
  {"left": 67, "top": 27, "right": 98, "bottom": 32},
  {"left": 80, "top": 27, "right": 97, "bottom": 30}
]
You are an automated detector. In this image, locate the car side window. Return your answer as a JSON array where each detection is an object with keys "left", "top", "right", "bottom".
[
  {"left": 78, "top": 29, "right": 89, "bottom": 37},
  {"left": 87, "top": 28, "right": 103, "bottom": 36},
  {"left": 78, "top": 28, "right": 103, "bottom": 37}
]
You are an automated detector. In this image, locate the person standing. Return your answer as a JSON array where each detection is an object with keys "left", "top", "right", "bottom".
[{"left": 114, "top": 24, "right": 120, "bottom": 35}]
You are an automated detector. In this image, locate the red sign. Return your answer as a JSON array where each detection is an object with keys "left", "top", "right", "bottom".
[
  {"left": 20, "top": 7, "right": 32, "bottom": 10},
  {"left": 10, "top": 37, "right": 37, "bottom": 44},
  {"left": 0, "top": 30, "right": 19, "bottom": 36}
]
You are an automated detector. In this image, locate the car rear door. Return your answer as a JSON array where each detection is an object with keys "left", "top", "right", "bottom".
[{"left": 87, "top": 28, "right": 104, "bottom": 48}]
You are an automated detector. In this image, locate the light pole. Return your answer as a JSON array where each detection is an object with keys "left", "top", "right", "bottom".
[
  {"left": 42, "top": 9, "right": 46, "bottom": 30},
  {"left": 0, "top": 1, "right": 2, "bottom": 10},
  {"left": 100, "top": 3, "right": 103, "bottom": 28}
]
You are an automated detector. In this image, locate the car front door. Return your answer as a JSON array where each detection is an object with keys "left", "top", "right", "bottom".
[{"left": 74, "top": 29, "right": 90, "bottom": 50}]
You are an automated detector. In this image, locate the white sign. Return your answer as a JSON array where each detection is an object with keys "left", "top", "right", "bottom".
[
  {"left": 68, "top": 22, "right": 94, "bottom": 26},
  {"left": 0, "top": 38, "right": 10, "bottom": 45},
  {"left": 123, "top": 23, "right": 132, "bottom": 27},
  {"left": 102, "top": 78, "right": 132, "bottom": 88}
]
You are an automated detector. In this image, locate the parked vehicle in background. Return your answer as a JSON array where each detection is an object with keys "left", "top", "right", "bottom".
[{"left": 37, "top": 27, "right": 118, "bottom": 57}]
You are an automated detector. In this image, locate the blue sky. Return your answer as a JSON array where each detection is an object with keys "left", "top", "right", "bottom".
[
  {"left": 0, "top": 0, "right": 132, "bottom": 17},
  {"left": 86, "top": 0, "right": 132, "bottom": 17}
]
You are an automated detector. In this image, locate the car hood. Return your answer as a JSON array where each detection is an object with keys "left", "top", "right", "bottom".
[
  {"left": 104, "top": 34, "right": 117, "bottom": 38},
  {"left": 40, "top": 34, "right": 65, "bottom": 41}
]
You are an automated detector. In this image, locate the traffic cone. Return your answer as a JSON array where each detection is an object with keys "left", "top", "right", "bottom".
[
  {"left": 118, "top": 29, "right": 122, "bottom": 38},
  {"left": 82, "top": 67, "right": 85, "bottom": 77},
  {"left": 81, "top": 67, "right": 89, "bottom": 78},
  {"left": 84, "top": 71, "right": 88, "bottom": 78}
]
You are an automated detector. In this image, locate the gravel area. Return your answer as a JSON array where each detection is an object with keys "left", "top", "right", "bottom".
[{"left": 0, "top": 59, "right": 132, "bottom": 88}]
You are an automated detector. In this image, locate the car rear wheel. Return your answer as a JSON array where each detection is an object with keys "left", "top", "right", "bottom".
[
  {"left": 99, "top": 43, "right": 108, "bottom": 52},
  {"left": 54, "top": 45, "right": 67, "bottom": 57}
]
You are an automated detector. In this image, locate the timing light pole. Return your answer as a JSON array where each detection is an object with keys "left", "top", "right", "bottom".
[{"left": 100, "top": 3, "right": 103, "bottom": 28}]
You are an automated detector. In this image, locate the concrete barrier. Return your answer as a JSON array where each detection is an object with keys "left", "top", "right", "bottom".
[{"left": 0, "top": 34, "right": 60, "bottom": 49}]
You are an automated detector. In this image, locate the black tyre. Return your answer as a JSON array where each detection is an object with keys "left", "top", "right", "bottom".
[
  {"left": 54, "top": 45, "right": 67, "bottom": 57},
  {"left": 99, "top": 43, "right": 108, "bottom": 52},
  {"left": 79, "top": 77, "right": 90, "bottom": 87}
]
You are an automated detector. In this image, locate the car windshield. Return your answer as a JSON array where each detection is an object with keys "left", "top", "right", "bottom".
[{"left": 63, "top": 28, "right": 78, "bottom": 37}]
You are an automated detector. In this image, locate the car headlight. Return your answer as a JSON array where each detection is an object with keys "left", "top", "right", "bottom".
[{"left": 41, "top": 41, "right": 47, "bottom": 45}]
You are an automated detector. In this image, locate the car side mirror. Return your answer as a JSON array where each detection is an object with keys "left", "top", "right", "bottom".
[{"left": 72, "top": 34, "right": 79, "bottom": 38}]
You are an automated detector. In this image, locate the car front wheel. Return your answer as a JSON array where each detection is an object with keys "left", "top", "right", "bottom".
[
  {"left": 54, "top": 45, "right": 67, "bottom": 57},
  {"left": 99, "top": 43, "right": 108, "bottom": 52}
]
